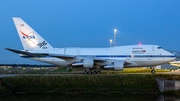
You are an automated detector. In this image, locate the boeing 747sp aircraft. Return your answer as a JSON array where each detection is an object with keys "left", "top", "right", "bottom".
[{"left": 5, "top": 17, "right": 176, "bottom": 74}]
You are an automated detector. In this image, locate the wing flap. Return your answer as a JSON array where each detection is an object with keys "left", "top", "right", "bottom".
[
  {"left": 94, "top": 58, "right": 131, "bottom": 64},
  {"left": 49, "top": 53, "right": 75, "bottom": 58}
]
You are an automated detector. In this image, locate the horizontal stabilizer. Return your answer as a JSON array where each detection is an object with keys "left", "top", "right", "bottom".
[
  {"left": 5, "top": 48, "right": 48, "bottom": 56},
  {"left": 5, "top": 48, "right": 75, "bottom": 58}
]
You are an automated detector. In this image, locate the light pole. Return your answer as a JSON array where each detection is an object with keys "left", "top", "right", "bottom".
[
  {"left": 110, "top": 39, "right": 112, "bottom": 47},
  {"left": 114, "top": 29, "right": 117, "bottom": 47}
]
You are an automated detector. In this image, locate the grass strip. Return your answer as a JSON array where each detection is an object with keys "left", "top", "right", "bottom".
[
  {"left": 2, "top": 74, "right": 159, "bottom": 94},
  {"left": 2, "top": 74, "right": 156, "bottom": 87},
  {"left": 3, "top": 74, "right": 180, "bottom": 95}
]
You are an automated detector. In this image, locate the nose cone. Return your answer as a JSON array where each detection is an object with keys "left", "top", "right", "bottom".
[
  {"left": 166, "top": 51, "right": 176, "bottom": 62},
  {"left": 170, "top": 57, "right": 176, "bottom": 61}
]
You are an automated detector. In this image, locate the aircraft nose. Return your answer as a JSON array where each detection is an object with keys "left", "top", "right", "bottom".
[
  {"left": 170, "top": 54, "right": 176, "bottom": 61},
  {"left": 166, "top": 51, "right": 176, "bottom": 61}
]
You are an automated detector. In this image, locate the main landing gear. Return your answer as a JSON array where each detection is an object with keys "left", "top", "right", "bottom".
[
  {"left": 84, "top": 68, "right": 101, "bottom": 75},
  {"left": 84, "top": 71, "right": 101, "bottom": 75}
]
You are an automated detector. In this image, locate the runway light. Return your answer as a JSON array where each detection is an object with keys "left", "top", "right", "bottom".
[{"left": 139, "top": 43, "right": 142, "bottom": 45}]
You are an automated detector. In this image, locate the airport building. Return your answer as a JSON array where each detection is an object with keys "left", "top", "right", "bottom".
[{"left": 0, "top": 64, "right": 58, "bottom": 73}]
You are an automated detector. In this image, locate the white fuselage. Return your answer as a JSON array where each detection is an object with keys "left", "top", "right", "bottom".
[{"left": 21, "top": 45, "right": 175, "bottom": 68}]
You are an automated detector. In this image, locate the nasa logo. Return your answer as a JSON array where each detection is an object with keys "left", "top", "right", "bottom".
[
  {"left": 20, "top": 30, "right": 36, "bottom": 39},
  {"left": 38, "top": 41, "right": 47, "bottom": 48},
  {"left": 20, "top": 30, "right": 37, "bottom": 45},
  {"left": 23, "top": 35, "right": 35, "bottom": 39}
]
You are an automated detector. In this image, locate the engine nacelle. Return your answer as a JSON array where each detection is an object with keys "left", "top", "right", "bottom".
[
  {"left": 71, "top": 59, "right": 94, "bottom": 68},
  {"left": 71, "top": 62, "right": 83, "bottom": 67},
  {"left": 104, "top": 62, "right": 124, "bottom": 71},
  {"left": 83, "top": 59, "right": 94, "bottom": 68},
  {"left": 114, "top": 62, "right": 124, "bottom": 71}
]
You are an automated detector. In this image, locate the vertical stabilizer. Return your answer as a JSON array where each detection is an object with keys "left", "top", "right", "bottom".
[{"left": 12, "top": 17, "right": 54, "bottom": 50}]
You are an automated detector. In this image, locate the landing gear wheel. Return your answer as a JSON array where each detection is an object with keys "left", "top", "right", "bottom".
[
  {"left": 151, "top": 70, "right": 155, "bottom": 74},
  {"left": 97, "top": 71, "right": 101, "bottom": 74},
  {"left": 88, "top": 71, "right": 92, "bottom": 74},
  {"left": 84, "top": 71, "right": 88, "bottom": 75},
  {"left": 93, "top": 71, "right": 97, "bottom": 74}
]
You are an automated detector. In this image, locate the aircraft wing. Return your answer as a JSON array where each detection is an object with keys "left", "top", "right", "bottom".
[
  {"left": 50, "top": 54, "right": 131, "bottom": 64},
  {"left": 49, "top": 54, "right": 130, "bottom": 65}
]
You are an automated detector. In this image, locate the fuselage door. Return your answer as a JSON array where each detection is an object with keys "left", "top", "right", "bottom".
[
  {"left": 127, "top": 53, "right": 131, "bottom": 60},
  {"left": 147, "top": 53, "right": 151, "bottom": 60},
  {"left": 151, "top": 47, "right": 154, "bottom": 60}
]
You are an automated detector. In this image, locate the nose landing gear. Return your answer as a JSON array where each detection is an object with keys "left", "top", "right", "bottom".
[
  {"left": 151, "top": 67, "right": 156, "bottom": 74},
  {"left": 151, "top": 70, "right": 156, "bottom": 74}
]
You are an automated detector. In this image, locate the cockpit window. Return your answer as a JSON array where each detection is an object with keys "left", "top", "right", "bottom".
[{"left": 158, "top": 47, "right": 162, "bottom": 49}]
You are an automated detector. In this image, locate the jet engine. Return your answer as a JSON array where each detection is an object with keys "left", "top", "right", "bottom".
[
  {"left": 72, "top": 59, "right": 94, "bottom": 68},
  {"left": 104, "top": 62, "right": 124, "bottom": 71}
]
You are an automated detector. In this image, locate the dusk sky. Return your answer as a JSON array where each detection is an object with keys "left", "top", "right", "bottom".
[{"left": 0, "top": 0, "right": 180, "bottom": 65}]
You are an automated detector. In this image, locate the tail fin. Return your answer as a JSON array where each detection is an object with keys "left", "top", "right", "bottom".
[{"left": 12, "top": 17, "right": 54, "bottom": 50}]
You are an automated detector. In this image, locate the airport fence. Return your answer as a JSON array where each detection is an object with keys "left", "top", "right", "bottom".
[{"left": 2, "top": 80, "right": 15, "bottom": 91}]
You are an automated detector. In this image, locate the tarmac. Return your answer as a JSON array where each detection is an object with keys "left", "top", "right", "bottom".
[
  {"left": 0, "top": 74, "right": 83, "bottom": 78},
  {"left": 1, "top": 70, "right": 180, "bottom": 78},
  {"left": 157, "top": 70, "right": 180, "bottom": 75}
]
